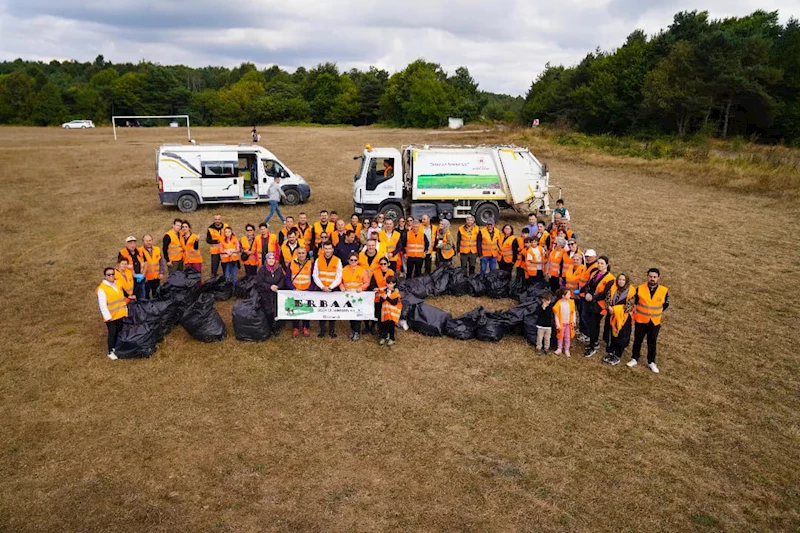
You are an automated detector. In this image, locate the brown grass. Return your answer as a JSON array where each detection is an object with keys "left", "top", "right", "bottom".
[{"left": 0, "top": 126, "right": 798, "bottom": 532}]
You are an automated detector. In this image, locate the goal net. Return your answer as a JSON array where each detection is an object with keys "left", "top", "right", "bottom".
[{"left": 112, "top": 115, "right": 191, "bottom": 141}]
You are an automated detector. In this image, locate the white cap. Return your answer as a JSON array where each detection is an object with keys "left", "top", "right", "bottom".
[
  {"left": 585, "top": 249, "right": 597, "bottom": 257},
  {"left": 125, "top": 236, "right": 137, "bottom": 242}
]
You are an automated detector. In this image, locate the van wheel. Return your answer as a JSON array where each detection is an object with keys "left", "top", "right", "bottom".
[
  {"left": 283, "top": 188, "right": 301, "bottom": 206},
  {"left": 379, "top": 203, "right": 403, "bottom": 222},
  {"left": 177, "top": 194, "right": 198, "bottom": 213},
  {"left": 473, "top": 202, "right": 499, "bottom": 226}
]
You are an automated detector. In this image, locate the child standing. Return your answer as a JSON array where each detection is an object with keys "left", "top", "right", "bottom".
[
  {"left": 379, "top": 276, "right": 402, "bottom": 347},
  {"left": 535, "top": 291, "right": 554, "bottom": 355},
  {"left": 553, "top": 288, "right": 576, "bottom": 357}
]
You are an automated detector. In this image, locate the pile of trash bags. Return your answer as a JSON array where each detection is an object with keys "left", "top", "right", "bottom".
[{"left": 397, "top": 263, "right": 548, "bottom": 344}]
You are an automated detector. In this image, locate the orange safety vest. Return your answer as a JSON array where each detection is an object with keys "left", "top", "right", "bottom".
[
  {"left": 480, "top": 227, "right": 500, "bottom": 257},
  {"left": 608, "top": 283, "right": 636, "bottom": 334},
  {"left": 315, "top": 255, "right": 341, "bottom": 289},
  {"left": 346, "top": 222, "right": 363, "bottom": 236},
  {"left": 220, "top": 237, "right": 240, "bottom": 263},
  {"left": 330, "top": 231, "right": 347, "bottom": 246},
  {"left": 164, "top": 229, "right": 183, "bottom": 262},
  {"left": 372, "top": 267, "right": 395, "bottom": 302},
  {"left": 633, "top": 283, "right": 668, "bottom": 326},
  {"left": 553, "top": 298, "right": 576, "bottom": 339},
  {"left": 96, "top": 282, "right": 128, "bottom": 322},
  {"left": 313, "top": 221, "right": 334, "bottom": 246},
  {"left": 593, "top": 272, "right": 616, "bottom": 315},
  {"left": 207, "top": 224, "right": 229, "bottom": 255},
  {"left": 253, "top": 234, "right": 278, "bottom": 265},
  {"left": 547, "top": 249, "right": 564, "bottom": 277},
  {"left": 182, "top": 234, "right": 203, "bottom": 266},
  {"left": 535, "top": 231, "right": 550, "bottom": 249},
  {"left": 378, "top": 230, "right": 402, "bottom": 261},
  {"left": 381, "top": 289, "right": 402, "bottom": 323},
  {"left": 280, "top": 242, "right": 302, "bottom": 264},
  {"left": 580, "top": 262, "right": 599, "bottom": 296},
  {"left": 514, "top": 237, "right": 527, "bottom": 268},
  {"left": 296, "top": 224, "right": 312, "bottom": 250},
  {"left": 289, "top": 260, "right": 313, "bottom": 290},
  {"left": 240, "top": 236, "right": 260, "bottom": 266},
  {"left": 406, "top": 230, "right": 426, "bottom": 258},
  {"left": 139, "top": 245, "right": 164, "bottom": 279},
  {"left": 341, "top": 265, "right": 367, "bottom": 291},
  {"left": 564, "top": 263, "right": 586, "bottom": 292},
  {"left": 118, "top": 247, "right": 138, "bottom": 273},
  {"left": 525, "top": 246, "right": 546, "bottom": 278},
  {"left": 359, "top": 251, "right": 381, "bottom": 280},
  {"left": 499, "top": 235, "right": 516, "bottom": 264},
  {"left": 458, "top": 225, "right": 478, "bottom": 254},
  {"left": 422, "top": 224, "right": 438, "bottom": 254},
  {"left": 438, "top": 232, "right": 455, "bottom": 260},
  {"left": 114, "top": 269, "right": 133, "bottom": 296}
]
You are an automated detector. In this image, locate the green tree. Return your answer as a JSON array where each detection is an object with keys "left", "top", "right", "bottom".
[
  {"left": 30, "top": 82, "right": 67, "bottom": 125},
  {"left": 0, "top": 71, "right": 34, "bottom": 123},
  {"left": 447, "top": 67, "right": 485, "bottom": 122},
  {"left": 112, "top": 72, "right": 146, "bottom": 115},
  {"left": 380, "top": 60, "right": 452, "bottom": 127}
]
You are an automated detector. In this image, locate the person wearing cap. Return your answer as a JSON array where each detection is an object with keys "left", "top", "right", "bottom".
[
  {"left": 477, "top": 219, "right": 501, "bottom": 274},
  {"left": 97, "top": 266, "right": 135, "bottom": 360},
  {"left": 118, "top": 235, "right": 146, "bottom": 300},
  {"left": 627, "top": 268, "right": 670, "bottom": 373},
  {"left": 163, "top": 218, "right": 184, "bottom": 274}
]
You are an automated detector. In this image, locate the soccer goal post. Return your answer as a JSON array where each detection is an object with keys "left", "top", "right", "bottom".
[{"left": 112, "top": 115, "right": 191, "bottom": 141}]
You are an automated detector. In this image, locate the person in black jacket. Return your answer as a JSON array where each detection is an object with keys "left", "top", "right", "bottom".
[
  {"left": 334, "top": 230, "right": 360, "bottom": 262},
  {"left": 583, "top": 256, "right": 614, "bottom": 358},
  {"left": 255, "top": 252, "right": 285, "bottom": 336},
  {"left": 535, "top": 291, "right": 554, "bottom": 355}
]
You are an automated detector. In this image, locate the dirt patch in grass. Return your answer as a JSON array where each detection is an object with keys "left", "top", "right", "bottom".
[{"left": 0, "top": 126, "right": 798, "bottom": 532}]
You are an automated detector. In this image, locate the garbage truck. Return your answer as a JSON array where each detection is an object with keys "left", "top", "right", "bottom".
[{"left": 352, "top": 144, "right": 552, "bottom": 225}]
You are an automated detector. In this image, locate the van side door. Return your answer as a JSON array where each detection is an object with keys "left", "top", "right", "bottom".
[{"left": 200, "top": 152, "right": 239, "bottom": 201}]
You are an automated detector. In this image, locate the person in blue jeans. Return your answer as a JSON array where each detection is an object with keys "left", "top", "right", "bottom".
[
  {"left": 478, "top": 219, "right": 501, "bottom": 274},
  {"left": 263, "top": 176, "right": 287, "bottom": 224}
]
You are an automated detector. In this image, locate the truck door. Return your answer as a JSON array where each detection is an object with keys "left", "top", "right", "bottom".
[
  {"left": 200, "top": 153, "right": 239, "bottom": 201},
  {"left": 498, "top": 149, "right": 545, "bottom": 205},
  {"left": 362, "top": 155, "right": 398, "bottom": 206}
]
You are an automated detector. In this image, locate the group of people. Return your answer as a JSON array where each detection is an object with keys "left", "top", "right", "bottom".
[{"left": 96, "top": 199, "right": 670, "bottom": 375}]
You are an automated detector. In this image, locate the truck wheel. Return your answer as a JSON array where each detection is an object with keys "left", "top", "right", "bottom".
[
  {"left": 379, "top": 203, "right": 404, "bottom": 222},
  {"left": 177, "top": 194, "right": 198, "bottom": 213},
  {"left": 473, "top": 202, "right": 500, "bottom": 226},
  {"left": 283, "top": 188, "right": 301, "bottom": 206}
]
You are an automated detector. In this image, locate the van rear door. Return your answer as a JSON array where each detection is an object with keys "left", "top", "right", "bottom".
[{"left": 200, "top": 152, "right": 239, "bottom": 201}]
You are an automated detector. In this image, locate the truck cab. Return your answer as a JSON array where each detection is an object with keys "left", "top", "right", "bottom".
[{"left": 352, "top": 146, "right": 404, "bottom": 220}]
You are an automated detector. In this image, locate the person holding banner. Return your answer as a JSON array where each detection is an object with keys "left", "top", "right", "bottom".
[
  {"left": 379, "top": 276, "right": 402, "bottom": 347},
  {"left": 341, "top": 251, "right": 370, "bottom": 341},
  {"left": 312, "top": 242, "right": 343, "bottom": 338},
  {"left": 285, "top": 247, "right": 313, "bottom": 338},
  {"left": 255, "top": 252, "right": 285, "bottom": 336}
]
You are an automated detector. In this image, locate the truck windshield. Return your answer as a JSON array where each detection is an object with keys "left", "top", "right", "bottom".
[{"left": 354, "top": 156, "right": 366, "bottom": 182}]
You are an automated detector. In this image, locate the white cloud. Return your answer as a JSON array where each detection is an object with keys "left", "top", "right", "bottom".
[{"left": 0, "top": 0, "right": 797, "bottom": 95}]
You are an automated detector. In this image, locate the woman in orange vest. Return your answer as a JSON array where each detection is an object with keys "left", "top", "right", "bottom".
[
  {"left": 366, "top": 257, "right": 394, "bottom": 335},
  {"left": 524, "top": 237, "right": 547, "bottom": 285},
  {"left": 434, "top": 219, "right": 456, "bottom": 266},
  {"left": 340, "top": 251, "right": 370, "bottom": 341},
  {"left": 114, "top": 258, "right": 134, "bottom": 297},
  {"left": 181, "top": 221, "right": 203, "bottom": 275},
  {"left": 582, "top": 255, "right": 615, "bottom": 358},
  {"left": 97, "top": 266, "right": 134, "bottom": 360},
  {"left": 240, "top": 224, "right": 260, "bottom": 277},
  {"left": 498, "top": 224, "right": 519, "bottom": 274},
  {"left": 602, "top": 273, "right": 636, "bottom": 366},
  {"left": 220, "top": 227, "right": 241, "bottom": 286},
  {"left": 563, "top": 253, "right": 586, "bottom": 299},
  {"left": 285, "top": 247, "right": 313, "bottom": 338},
  {"left": 379, "top": 275, "right": 402, "bottom": 347}
]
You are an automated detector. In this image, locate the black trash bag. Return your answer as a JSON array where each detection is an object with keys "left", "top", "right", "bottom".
[
  {"left": 484, "top": 269, "right": 511, "bottom": 299},
  {"left": 233, "top": 275, "right": 258, "bottom": 299},
  {"left": 201, "top": 275, "right": 234, "bottom": 302},
  {"left": 398, "top": 275, "right": 435, "bottom": 299},
  {"left": 430, "top": 265, "right": 453, "bottom": 296},
  {"left": 408, "top": 302, "right": 452, "bottom": 336},
  {"left": 507, "top": 274, "right": 527, "bottom": 300},
  {"left": 467, "top": 274, "right": 487, "bottom": 297},
  {"left": 114, "top": 322, "right": 158, "bottom": 359},
  {"left": 232, "top": 292, "right": 272, "bottom": 341},
  {"left": 523, "top": 302, "right": 544, "bottom": 345},
  {"left": 125, "top": 299, "right": 177, "bottom": 341},
  {"left": 444, "top": 306, "right": 486, "bottom": 340},
  {"left": 475, "top": 311, "right": 512, "bottom": 342},
  {"left": 447, "top": 267, "right": 472, "bottom": 296},
  {"left": 156, "top": 270, "right": 201, "bottom": 307},
  {"left": 501, "top": 300, "right": 540, "bottom": 336},
  {"left": 519, "top": 281, "right": 551, "bottom": 304},
  {"left": 180, "top": 293, "right": 226, "bottom": 342},
  {"left": 399, "top": 292, "right": 423, "bottom": 320}
]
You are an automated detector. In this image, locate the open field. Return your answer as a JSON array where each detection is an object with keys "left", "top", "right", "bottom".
[{"left": 0, "top": 126, "right": 798, "bottom": 532}]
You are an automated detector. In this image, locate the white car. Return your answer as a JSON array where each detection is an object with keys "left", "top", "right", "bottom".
[{"left": 62, "top": 120, "right": 95, "bottom": 129}]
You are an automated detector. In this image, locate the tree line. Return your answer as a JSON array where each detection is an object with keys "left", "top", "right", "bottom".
[
  {"left": 0, "top": 56, "right": 520, "bottom": 129},
  {"left": 521, "top": 10, "right": 800, "bottom": 144}
]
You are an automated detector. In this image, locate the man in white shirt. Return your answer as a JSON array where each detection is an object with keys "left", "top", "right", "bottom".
[{"left": 312, "top": 242, "right": 343, "bottom": 338}]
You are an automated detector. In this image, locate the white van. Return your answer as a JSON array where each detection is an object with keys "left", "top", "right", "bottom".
[{"left": 156, "top": 143, "right": 311, "bottom": 212}]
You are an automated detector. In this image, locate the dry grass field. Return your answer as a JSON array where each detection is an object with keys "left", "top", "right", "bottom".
[{"left": 0, "top": 126, "right": 798, "bottom": 532}]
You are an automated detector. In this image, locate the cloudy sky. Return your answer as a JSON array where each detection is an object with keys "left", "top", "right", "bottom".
[{"left": 0, "top": 0, "right": 797, "bottom": 95}]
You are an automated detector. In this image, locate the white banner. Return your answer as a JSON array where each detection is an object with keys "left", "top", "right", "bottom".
[{"left": 276, "top": 290, "right": 376, "bottom": 321}]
